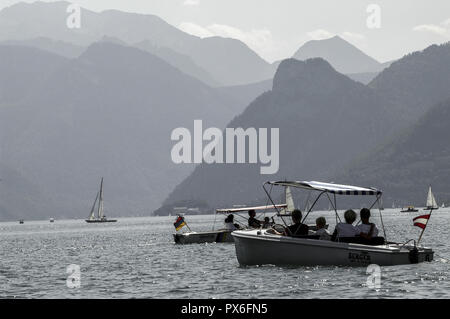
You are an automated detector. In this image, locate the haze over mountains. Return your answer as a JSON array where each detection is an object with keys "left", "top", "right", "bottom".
[
  {"left": 0, "top": 1, "right": 274, "bottom": 86},
  {"left": 162, "top": 42, "right": 450, "bottom": 212},
  {"left": 293, "top": 36, "right": 391, "bottom": 84},
  {"left": 0, "top": 2, "right": 391, "bottom": 87},
  {"left": 1, "top": 1, "right": 449, "bottom": 220},
  {"left": 0, "top": 42, "right": 267, "bottom": 220},
  {"left": 338, "top": 98, "right": 450, "bottom": 207},
  {"left": 293, "top": 36, "right": 385, "bottom": 74}
]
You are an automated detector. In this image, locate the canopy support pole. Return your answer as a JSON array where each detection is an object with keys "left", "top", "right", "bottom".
[
  {"left": 301, "top": 191, "right": 326, "bottom": 224},
  {"left": 372, "top": 194, "right": 387, "bottom": 242},
  {"left": 263, "top": 182, "right": 288, "bottom": 226}
]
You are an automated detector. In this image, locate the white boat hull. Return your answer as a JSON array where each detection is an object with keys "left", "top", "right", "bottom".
[
  {"left": 174, "top": 230, "right": 234, "bottom": 244},
  {"left": 232, "top": 230, "right": 434, "bottom": 267}
]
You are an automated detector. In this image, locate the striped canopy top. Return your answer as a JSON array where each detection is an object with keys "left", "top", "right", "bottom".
[{"left": 267, "top": 181, "right": 382, "bottom": 196}]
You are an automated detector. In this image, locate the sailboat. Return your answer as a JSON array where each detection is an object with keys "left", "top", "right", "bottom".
[
  {"left": 424, "top": 186, "right": 439, "bottom": 210},
  {"left": 285, "top": 186, "right": 295, "bottom": 213},
  {"left": 85, "top": 178, "right": 117, "bottom": 223}
]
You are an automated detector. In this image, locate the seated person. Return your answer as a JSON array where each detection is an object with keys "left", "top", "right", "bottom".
[
  {"left": 284, "top": 209, "right": 309, "bottom": 236},
  {"left": 224, "top": 214, "right": 240, "bottom": 230},
  {"left": 248, "top": 209, "right": 262, "bottom": 228},
  {"left": 355, "top": 208, "right": 379, "bottom": 239},
  {"left": 331, "top": 209, "right": 360, "bottom": 241},
  {"left": 262, "top": 216, "right": 273, "bottom": 228},
  {"left": 314, "top": 216, "right": 331, "bottom": 240}
]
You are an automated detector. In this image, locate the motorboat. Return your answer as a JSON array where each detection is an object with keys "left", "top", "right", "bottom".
[
  {"left": 400, "top": 206, "right": 419, "bottom": 213},
  {"left": 174, "top": 229, "right": 235, "bottom": 244},
  {"left": 173, "top": 204, "right": 287, "bottom": 244},
  {"left": 232, "top": 181, "right": 434, "bottom": 267},
  {"left": 233, "top": 229, "right": 433, "bottom": 266}
]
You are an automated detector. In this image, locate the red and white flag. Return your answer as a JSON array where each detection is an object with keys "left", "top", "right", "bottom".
[{"left": 413, "top": 214, "right": 431, "bottom": 229}]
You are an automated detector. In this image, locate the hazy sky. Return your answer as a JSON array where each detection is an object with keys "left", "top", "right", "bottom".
[{"left": 1, "top": 0, "right": 450, "bottom": 62}]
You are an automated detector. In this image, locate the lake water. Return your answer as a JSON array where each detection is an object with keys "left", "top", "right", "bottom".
[{"left": 0, "top": 209, "right": 449, "bottom": 298}]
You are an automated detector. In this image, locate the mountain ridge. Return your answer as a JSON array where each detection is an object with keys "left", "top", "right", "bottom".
[
  {"left": 160, "top": 42, "right": 450, "bottom": 213},
  {"left": 293, "top": 35, "right": 383, "bottom": 74},
  {"left": 0, "top": 1, "right": 275, "bottom": 86}
]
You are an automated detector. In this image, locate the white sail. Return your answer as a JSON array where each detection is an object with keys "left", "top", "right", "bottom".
[
  {"left": 426, "top": 186, "right": 437, "bottom": 208},
  {"left": 97, "top": 177, "right": 104, "bottom": 219},
  {"left": 285, "top": 186, "right": 295, "bottom": 212},
  {"left": 88, "top": 191, "right": 99, "bottom": 220}
]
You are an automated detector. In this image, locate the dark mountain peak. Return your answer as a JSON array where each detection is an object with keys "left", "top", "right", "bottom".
[{"left": 273, "top": 57, "right": 354, "bottom": 94}]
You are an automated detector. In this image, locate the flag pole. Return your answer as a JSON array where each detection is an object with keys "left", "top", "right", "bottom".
[
  {"left": 417, "top": 208, "right": 434, "bottom": 245},
  {"left": 185, "top": 220, "right": 192, "bottom": 232},
  {"left": 181, "top": 214, "right": 192, "bottom": 232}
]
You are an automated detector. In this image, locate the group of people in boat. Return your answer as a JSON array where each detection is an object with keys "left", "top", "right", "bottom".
[
  {"left": 224, "top": 209, "right": 273, "bottom": 231},
  {"left": 277, "top": 208, "right": 379, "bottom": 241},
  {"left": 224, "top": 207, "right": 379, "bottom": 242}
]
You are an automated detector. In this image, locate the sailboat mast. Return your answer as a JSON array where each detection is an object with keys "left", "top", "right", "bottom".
[{"left": 97, "top": 178, "right": 104, "bottom": 219}]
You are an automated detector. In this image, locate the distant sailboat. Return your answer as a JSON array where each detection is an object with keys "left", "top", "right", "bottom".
[
  {"left": 424, "top": 186, "right": 439, "bottom": 210},
  {"left": 85, "top": 178, "right": 117, "bottom": 223},
  {"left": 285, "top": 186, "right": 295, "bottom": 213},
  {"left": 279, "top": 186, "right": 295, "bottom": 215}
]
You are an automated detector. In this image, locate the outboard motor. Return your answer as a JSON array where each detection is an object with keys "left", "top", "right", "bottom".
[{"left": 409, "top": 246, "right": 419, "bottom": 264}]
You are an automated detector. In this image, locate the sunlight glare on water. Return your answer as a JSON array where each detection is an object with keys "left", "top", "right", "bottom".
[{"left": 0, "top": 209, "right": 449, "bottom": 298}]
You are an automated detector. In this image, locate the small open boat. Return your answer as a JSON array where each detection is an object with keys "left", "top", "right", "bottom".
[
  {"left": 174, "top": 229, "right": 235, "bottom": 244},
  {"left": 85, "top": 178, "right": 117, "bottom": 223},
  {"left": 233, "top": 181, "right": 434, "bottom": 266},
  {"left": 400, "top": 206, "right": 418, "bottom": 213},
  {"left": 173, "top": 204, "right": 287, "bottom": 244}
]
